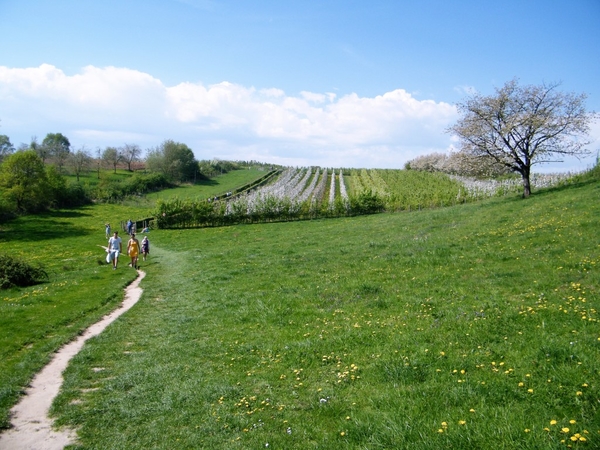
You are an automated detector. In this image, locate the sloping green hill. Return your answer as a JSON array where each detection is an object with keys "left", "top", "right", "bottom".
[{"left": 37, "top": 178, "right": 599, "bottom": 448}]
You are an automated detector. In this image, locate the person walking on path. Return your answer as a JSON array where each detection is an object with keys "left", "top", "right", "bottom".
[
  {"left": 126, "top": 219, "right": 133, "bottom": 235},
  {"left": 141, "top": 235, "right": 150, "bottom": 261},
  {"left": 105, "top": 223, "right": 111, "bottom": 239},
  {"left": 127, "top": 233, "right": 141, "bottom": 269},
  {"left": 108, "top": 231, "right": 122, "bottom": 270}
]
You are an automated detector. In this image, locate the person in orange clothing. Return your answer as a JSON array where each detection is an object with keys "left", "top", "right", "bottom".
[{"left": 127, "top": 233, "right": 141, "bottom": 270}]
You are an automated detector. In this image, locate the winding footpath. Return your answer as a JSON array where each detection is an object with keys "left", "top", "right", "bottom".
[{"left": 0, "top": 271, "right": 146, "bottom": 450}]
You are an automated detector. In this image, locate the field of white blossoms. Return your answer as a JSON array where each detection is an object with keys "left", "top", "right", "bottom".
[{"left": 155, "top": 167, "right": 581, "bottom": 229}]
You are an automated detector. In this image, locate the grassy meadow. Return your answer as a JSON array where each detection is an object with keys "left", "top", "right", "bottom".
[
  {"left": 148, "top": 167, "right": 268, "bottom": 202},
  {"left": 0, "top": 174, "right": 599, "bottom": 449},
  {"left": 0, "top": 168, "right": 265, "bottom": 429}
]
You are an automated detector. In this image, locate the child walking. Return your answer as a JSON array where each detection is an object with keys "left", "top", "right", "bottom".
[{"left": 141, "top": 235, "right": 150, "bottom": 261}]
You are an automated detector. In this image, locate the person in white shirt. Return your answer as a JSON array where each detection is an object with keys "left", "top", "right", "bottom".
[{"left": 108, "top": 231, "right": 122, "bottom": 270}]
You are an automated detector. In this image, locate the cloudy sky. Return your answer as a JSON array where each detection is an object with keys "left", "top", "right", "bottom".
[{"left": 1, "top": 0, "right": 599, "bottom": 171}]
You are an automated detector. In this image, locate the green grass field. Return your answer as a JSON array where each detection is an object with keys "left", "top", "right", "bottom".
[
  {"left": 64, "top": 169, "right": 134, "bottom": 186},
  {"left": 1, "top": 176, "right": 598, "bottom": 449},
  {"left": 63, "top": 167, "right": 268, "bottom": 206},
  {"left": 148, "top": 168, "right": 268, "bottom": 202}
]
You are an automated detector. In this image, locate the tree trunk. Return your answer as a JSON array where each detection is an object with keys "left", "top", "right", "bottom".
[{"left": 521, "top": 168, "right": 531, "bottom": 198}]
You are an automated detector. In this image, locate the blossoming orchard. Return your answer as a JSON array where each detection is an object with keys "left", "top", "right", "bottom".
[{"left": 155, "top": 167, "right": 579, "bottom": 229}]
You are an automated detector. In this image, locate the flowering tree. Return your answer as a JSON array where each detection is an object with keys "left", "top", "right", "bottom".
[{"left": 448, "top": 79, "right": 596, "bottom": 197}]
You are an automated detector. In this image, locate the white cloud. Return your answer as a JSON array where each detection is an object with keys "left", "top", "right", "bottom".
[{"left": 0, "top": 64, "right": 461, "bottom": 168}]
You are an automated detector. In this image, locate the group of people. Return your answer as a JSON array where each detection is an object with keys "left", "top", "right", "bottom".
[{"left": 106, "top": 223, "right": 149, "bottom": 270}]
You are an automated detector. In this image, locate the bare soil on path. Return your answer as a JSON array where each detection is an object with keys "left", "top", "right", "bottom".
[{"left": 0, "top": 271, "right": 146, "bottom": 450}]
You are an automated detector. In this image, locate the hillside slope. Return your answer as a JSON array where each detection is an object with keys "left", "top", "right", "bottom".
[{"left": 48, "top": 179, "right": 600, "bottom": 449}]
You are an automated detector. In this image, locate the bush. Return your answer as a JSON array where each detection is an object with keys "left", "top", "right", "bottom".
[
  {"left": 0, "top": 194, "right": 17, "bottom": 223},
  {"left": 124, "top": 173, "right": 171, "bottom": 195},
  {"left": 349, "top": 190, "right": 386, "bottom": 215},
  {"left": 94, "top": 173, "right": 172, "bottom": 201},
  {"left": 0, "top": 254, "right": 48, "bottom": 289},
  {"left": 61, "top": 183, "right": 93, "bottom": 207}
]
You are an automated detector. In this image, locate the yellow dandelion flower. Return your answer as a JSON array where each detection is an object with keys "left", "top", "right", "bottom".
[
  {"left": 550, "top": 420, "right": 557, "bottom": 425},
  {"left": 527, "top": 389, "right": 534, "bottom": 393},
  {"left": 576, "top": 391, "right": 583, "bottom": 396},
  {"left": 524, "top": 429, "right": 531, "bottom": 433},
  {"left": 469, "top": 409, "right": 475, "bottom": 413},
  {"left": 570, "top": 420, "right": 576, "bottom": 424},
  {"left": 459, "top": 420, "right": 466, "bottom": 425},
  {"left": 518, "top": 382, "right": 524, "bottom": 387},
  {"left": 340, "top": 431, "right": 346, "bottom": 436},
  {"left": 562, "top": 427, "right": 570, "bottom": 433},
  {"left": 437, "top": 429, "right": 444, "bottom": 433}
]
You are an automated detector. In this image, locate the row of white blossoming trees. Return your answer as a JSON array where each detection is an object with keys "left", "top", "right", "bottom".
[{"left": 154, "top": 166, "right": 582, "bottom": 229}]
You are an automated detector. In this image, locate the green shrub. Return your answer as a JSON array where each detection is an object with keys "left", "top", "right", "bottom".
[
  {"left": 95, "top": 173, "right": 172, "bottom": 201},
  {"left": 0, "top": 193, "right": 17, "bottom": 223},
  {"left": 349, "top": 190, "right": 386, "bottom": 214},
  {"left": 61, "top": 183, "right": 92, "bottom": 207},
  {"left": 123, "top": 173, "right": 171, "bottom": 195},
  {"left": 0, "top": 254, "right": 48, "bottom": 289}
]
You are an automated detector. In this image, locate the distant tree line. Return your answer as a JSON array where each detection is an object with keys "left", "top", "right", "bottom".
[{"left": 0, "top": 132, "right": 268, "bottom": 221}]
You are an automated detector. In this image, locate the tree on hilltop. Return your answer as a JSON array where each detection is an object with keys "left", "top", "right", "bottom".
[
  {"left": 448, "top": 79, "right": 597, "bottom": 197},
  {"left": 121, "top": 143, "right": 142, "bottom": 172},
  {"left": 146, "top": 140, "right": 198, "bottom": 182},
  {"left": 69, "top": 147, "right": 92, "bottom": 181},
  {"left": 42, "top": 133, "right": 71, "bottom": 172},
  {"left": 102, "top": 146, "right": 122, "bottom": 173},
  {"left": 26, "top": 136, "right": 50, "bottom": 163}
]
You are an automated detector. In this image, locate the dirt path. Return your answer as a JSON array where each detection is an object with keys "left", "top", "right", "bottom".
[{"left": 0, "top": 271, "right": 146, "bottom": 450}]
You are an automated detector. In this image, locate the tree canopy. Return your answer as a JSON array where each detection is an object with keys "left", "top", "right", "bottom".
[
  {"left": 120, "top": 143, "right": 142, "bottom": 171},
  {"left": 102, "top": 146, "right": 122, "bottom": 173},
  {"left": 448, "top": 79, "right": 597, "bottom": 197},
  {"left": 0, "top": 150, "right": 50, "bottom": 212},
  {"left": 69, "top": 147, "right": 92, "bottom": 181},
  {"left": 0, "top": 135, "right": 15, "bottom": 162},
  {"left": 147, "top": 140, "right": 198, "bottom": 182},
  {"left": 42, "top": 132, "right": 71, "bottom": 171}
]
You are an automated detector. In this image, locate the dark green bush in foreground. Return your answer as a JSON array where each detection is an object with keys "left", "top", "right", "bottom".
[{"left": 0, "top": 254, "right": 48, "bottom": 289}]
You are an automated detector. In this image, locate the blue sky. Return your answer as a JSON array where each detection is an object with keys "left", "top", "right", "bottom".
[{"left": 1, "top": 0, "right": 599, "bottom": 170}]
